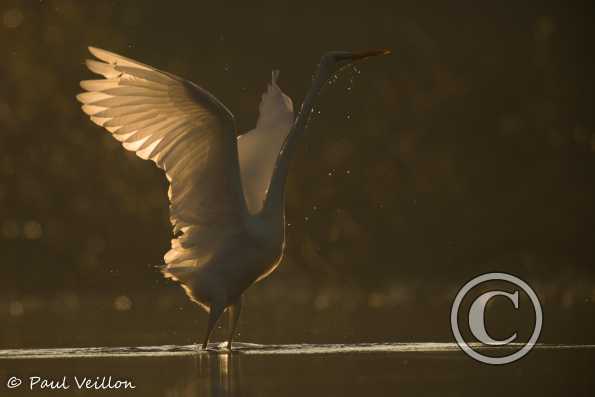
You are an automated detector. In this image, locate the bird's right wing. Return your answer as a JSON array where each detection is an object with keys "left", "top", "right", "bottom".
[
  {"left": 237, "top": 71, "right": 294, "bottom": 214},
  {"left": 77, "top": 47, "right": 247, "bottom": 275}
]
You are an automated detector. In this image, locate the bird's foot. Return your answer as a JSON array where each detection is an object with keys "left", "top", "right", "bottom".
[
  {"left": 201, "top": 343, "right": 218, "bottom": 353},
  {"left": 200, "top": 342, "right": 233, "bottom": 353}
]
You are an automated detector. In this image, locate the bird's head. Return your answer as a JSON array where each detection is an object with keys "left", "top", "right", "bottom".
[{"left": 321, "top": 49, "right": 391, "bottom": 68}]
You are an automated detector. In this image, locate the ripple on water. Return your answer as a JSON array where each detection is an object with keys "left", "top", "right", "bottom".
[{"left": 0, "top": 342, "right": 594, "bottom": 360}]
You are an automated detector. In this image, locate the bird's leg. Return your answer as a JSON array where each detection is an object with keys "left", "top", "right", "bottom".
[
  {"left": 226, "top": 298, "right": 242, "bottom": 351},
  {"left": 202, "top": 304, "right": 224, "bottom": 350}
]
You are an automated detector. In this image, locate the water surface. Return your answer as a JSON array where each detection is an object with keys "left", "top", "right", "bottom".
[{"left": 1, "top": 343, "right": 594, "bottom": 396}]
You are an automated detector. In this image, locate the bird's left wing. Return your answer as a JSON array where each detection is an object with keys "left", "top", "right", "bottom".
[{"left": 77, "top": 47, "right": 247, "bottom": 274}]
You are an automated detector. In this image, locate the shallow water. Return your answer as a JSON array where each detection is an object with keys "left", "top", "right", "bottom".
[
  {"left": 1, "top": 342, "right": 594, "bottom": 359},
  {"left": 1, "top": 343, "right": 594, "bottom": 396}
]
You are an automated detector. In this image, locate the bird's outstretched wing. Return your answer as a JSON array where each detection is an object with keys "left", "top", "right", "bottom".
[
  {"left": 237, "top": 70, "right": 294, "bottom": 214},
  {"left": 77, "top": 47, "right": 247, "bottom": 275}
]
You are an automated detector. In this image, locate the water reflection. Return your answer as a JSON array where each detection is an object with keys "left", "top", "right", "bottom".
[
  {"left": 1, "top": 343, "right": 595, "bottom": 396},
  {"left": 166, "top": 353, "right": 240, "bottom": 397}
]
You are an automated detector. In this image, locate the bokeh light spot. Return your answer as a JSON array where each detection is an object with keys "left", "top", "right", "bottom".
[
  {"left": 8, "top": 301, "right": 25, "bottom": 317},
  {"left": 2, "top": 220, "right": 20, "bottom": 239},
  {"left": 23, "top": 221, "right": 43, "bottom": 240},
  {"left": 113, "top": 295, "right": 133, "bottom": 311},
  {"left": 2, "top": 8, "right": 24, "bottom": 29}
]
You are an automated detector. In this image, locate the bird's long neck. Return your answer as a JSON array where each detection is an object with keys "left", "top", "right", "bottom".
[{"left": 260, "top": 63, "right": 330, "bottom": 234}]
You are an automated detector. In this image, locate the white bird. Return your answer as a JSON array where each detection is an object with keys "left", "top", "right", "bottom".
[{"left": 77, "top": 46, "right": 389, "bottom": 350}]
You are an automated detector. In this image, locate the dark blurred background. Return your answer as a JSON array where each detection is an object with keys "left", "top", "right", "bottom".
[{"left": 1, "top": 1, "right": 594, "bottom": 348}]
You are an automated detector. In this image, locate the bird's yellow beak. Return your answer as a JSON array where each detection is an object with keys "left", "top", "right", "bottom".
[{"left": 350, "top": 49, "right": 391, "bottom": 61}]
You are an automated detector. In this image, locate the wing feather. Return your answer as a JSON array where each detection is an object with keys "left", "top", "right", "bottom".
[
  {"left": 80, "top": 79, "right": 120, "bottom": 91},
  {"left": 89, "top": 96, "right": 171, "bottom": 107},
  {"left": 237, "top": 70, "right": 294, "bottom": 214},
  {"left": 78, "top": 46, "right": 247, "bottom": 278}
]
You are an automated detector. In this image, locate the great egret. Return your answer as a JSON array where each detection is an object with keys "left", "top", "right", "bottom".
[{"left": 77, "top": 46, "right": 389, "bottom": 350}]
